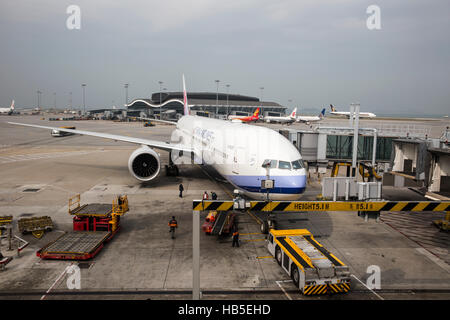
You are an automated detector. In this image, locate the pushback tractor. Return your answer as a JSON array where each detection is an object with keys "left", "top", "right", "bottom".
[{"left": 267, "top": 229, "right": 351, "bottom": 295}]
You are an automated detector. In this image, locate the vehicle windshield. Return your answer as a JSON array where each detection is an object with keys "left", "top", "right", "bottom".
[
  {"left": 278, "top": 161, "right": 291, "bottom": 170},
  {"left": 291, "top": 159, "right": 305, "bottom": 170}
]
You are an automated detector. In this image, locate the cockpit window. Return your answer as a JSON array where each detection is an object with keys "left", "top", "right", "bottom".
[
  {"left": 292, "top": 159, "right": 305, "bottom": 169},
  {"left": 278, "top": 161, "right": 291, "bottom": 170},
  {"left": 262, "top": 159, "right": 277, "bottom": 168}
]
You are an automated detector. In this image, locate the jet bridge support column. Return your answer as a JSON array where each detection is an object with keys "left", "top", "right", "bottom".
[
  {"left": 193, "top": 210, "right": 200, "bottom": 300},
  {"left": 351, "top": 104, "right": 360, "bottom": 177}
]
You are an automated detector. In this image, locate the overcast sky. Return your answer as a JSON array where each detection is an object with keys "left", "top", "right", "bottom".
[{"left": 0, "top": 0, "right": 449, "bottom": 115}]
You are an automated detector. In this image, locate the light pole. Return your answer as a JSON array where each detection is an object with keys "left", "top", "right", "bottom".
[
  {"left": 226, "top": 84, "right": 230, "bottom": 116},
  {"left": 69, "top": 92, "right": 72, "bottom": 109},
  {"left": 53, "top": 92, "right": 56, "bottom": 109},
  {"left": 124, "top": 83, "right": 129, "bottom": 106},
  {"left": 81, "top": 84, "right": 86, "bottom": 114},
  {"left": 36, "top": 90, "right": 42, "bottom": 109},
  {"left": 288, "top": 99, "right": 292, "bottom": 116},
  {"left": 259, "top": 87, "right": 264, "bottom": 115},
  {"left": 158, "top": 81, "right": 163, "bottom": 119},
  {"left": 215, "top": 80, "right": 220, "bottom": 117}
]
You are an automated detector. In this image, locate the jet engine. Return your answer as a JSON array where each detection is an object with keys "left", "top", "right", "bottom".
[{"left": 128, "top": 146, "right": 161, "bottom": 181}]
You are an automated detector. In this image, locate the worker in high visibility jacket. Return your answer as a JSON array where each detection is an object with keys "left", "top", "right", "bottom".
[
  {"left": 168, "top": 216, "right": 178, "bottom": 239},
  {"left": 232, "top": 229, "right": 240, "bottom": 247}
]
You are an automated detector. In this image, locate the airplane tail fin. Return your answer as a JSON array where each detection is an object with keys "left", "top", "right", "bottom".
[
  {"left": 330, "top": 104, "right": 335, "bottom": 112},
  {"left": 11, "top": 100, "right": 15, "bottom": 110},
  {"left": 253, "top": 107, "right": 260, "bottom": 117},
  {"left": 183, "top": 74, "right": 190, "bottom": 116},
  {"left": 319, "top": 108, "right": 325, "bottom": 118},
  {"left": 290, "top": 107, "right": 297, "bottom": 118}
]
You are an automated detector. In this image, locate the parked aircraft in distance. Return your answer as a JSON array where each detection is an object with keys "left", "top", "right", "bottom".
[
  {"left": 264, "top": 108, "right": 297, "bottom": 124},
  {"left": 9, "top": 76, "right": 307, "bottom": 200},
  {"left": 329, "top": 104, "right": 376, "bottom": 118},
  {"left": 0, "top": 100, "right": 15, "bottom": 115},
  {"left": 296, "top": 108, "right": 326, "bottom": 124},
  {"left": 228, "top": 107, "right": 260, "bottom": 123}
]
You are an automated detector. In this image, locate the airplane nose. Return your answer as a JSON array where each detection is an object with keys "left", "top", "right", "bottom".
[{"left": 271, "top": 173, "right": 306, "bottom": 194}]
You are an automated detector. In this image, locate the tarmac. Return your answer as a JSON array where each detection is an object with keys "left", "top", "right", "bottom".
[{"left": 0, "top": 114, "right": 449, "bottom": 300}]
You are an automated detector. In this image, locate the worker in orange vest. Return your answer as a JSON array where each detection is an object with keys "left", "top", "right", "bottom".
[
  {"left": 203, "top": 191, "right": 209, "bottom": 200},
  {"left": 232, "top": 229, "right": 240, "bottom": 247},
  {"left": 168, "top": 216, "right": 178, "bottom": 239}
]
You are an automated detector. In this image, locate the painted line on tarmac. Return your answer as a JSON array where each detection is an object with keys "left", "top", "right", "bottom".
[
  {"left": 276, "top": 280, "right": 293, "bottom": 300},
  {"left": 256, "top": 256, "right": 273, "bottom": 259},
  {"left": 350, "top": 274, "right": 384, "bottom": 300},
  {"left": 40, "top": 265, "right": 71, "bottom": 300},
  {"left": 415, "top": 247, "right": 450, "bottom": 273}
]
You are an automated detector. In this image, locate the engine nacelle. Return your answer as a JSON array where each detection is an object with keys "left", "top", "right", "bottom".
[{"left": 128, "top": 146, "right": 161, "bottom": 181}]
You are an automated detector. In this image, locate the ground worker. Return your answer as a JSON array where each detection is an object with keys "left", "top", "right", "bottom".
[
  {"left": 211, "top": 191, "right": 217, "bottom": 200},
  {"left": 232, "top": 229, "right": 240, "bottom": 247},
  {"left": 168, "top": 216, "right": 178, "bottom": 239},
  {"left": 203, "top": 191, "right": 209, "bottom": 200},
  {"left": 179, "top": 183, "right": 184, "bottom": 198}
]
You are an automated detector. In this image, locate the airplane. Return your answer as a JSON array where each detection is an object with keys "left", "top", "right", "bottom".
[
  {"left": 296, "top": 108, "right": 326, "bottom": 124},
  {"left": 9, "top": 75, "right": 307, "bottom": 200},
  {"left": 228, "top": 107, "right": 260, "bottom": 123},
  {"left": 329, "top": 104, "right": 376, "bottom": 118},
  {"left": 264, "top": 108, "right": 297, "bottom": 124},
  {"left": 0, "top": 100, "right": 15, "bottom": 115}
]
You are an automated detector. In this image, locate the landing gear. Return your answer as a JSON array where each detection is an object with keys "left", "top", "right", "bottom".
[
  {"left": 165, "top": 153, "right": 179, "bottom": 176},
  {"left": 165, "top": 164, "right": 179, "bottom": 176}
]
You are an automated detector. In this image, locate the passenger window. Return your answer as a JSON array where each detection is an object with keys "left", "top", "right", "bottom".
[{"left": 278, "top": 161, "right": 291, "bottom": 170}]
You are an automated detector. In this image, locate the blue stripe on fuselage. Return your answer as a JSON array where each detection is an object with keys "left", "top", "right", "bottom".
[{"left": 225, "top": 174, "right": 307, "bottom": 194}]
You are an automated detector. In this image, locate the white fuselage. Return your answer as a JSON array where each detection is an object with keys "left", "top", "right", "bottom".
[
  {"left": 174, "top": 115, "right": 307, "bottom": 200},
  {"left": 296, "top": 116, "right": 321, "bottom": 122},
  {"left": 264, "top": 116, "right": 295, "bottom": 124},
  {"left": 0, "top": 107, "right": 13, "bottom": 114},
  {"left": 330, "top": 111, "right": 376, "bottom": 118}
]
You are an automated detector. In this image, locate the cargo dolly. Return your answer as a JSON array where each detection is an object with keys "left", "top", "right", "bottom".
[
  {"left": 37, "top": 231, "right": 111, "bottom": 260},
  {"left": 18, "top": 216, "right": 53, "bottom": 239},
  {"left": 0, "top": 216, "right": 13, "bottom": 236},
  {"left": 37, "top": 194, "right": 128, "bottom": 260},
  {"left": 267, "top": 229, "right": 351, "bottom": 295}
]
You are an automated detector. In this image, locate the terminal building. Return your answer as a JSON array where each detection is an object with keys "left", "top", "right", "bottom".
[{"left": 125, "top": 92, "right": 286, "bottom": 120}]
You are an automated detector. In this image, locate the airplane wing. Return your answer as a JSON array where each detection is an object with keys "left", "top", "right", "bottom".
[
  {"left": 8, "top": 122, "right": 193, "bottom": 153},
  {"left": 139, "top": 117, "right": 177, "bottom": 125}
]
